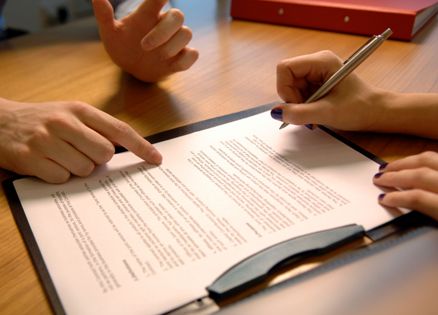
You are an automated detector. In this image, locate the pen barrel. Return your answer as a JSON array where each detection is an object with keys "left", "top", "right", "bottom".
[{"left": 306, "top": 29, "right": 392, "bottom": 104}]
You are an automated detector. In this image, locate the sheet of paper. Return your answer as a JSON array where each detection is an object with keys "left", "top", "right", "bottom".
[{"left": 13, "top": 111, "right": 401, "bottom": 315}]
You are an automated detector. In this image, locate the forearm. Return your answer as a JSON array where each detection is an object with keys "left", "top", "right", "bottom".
[{"left": 372, "top": 90, "right": 438, "bottom": 139}]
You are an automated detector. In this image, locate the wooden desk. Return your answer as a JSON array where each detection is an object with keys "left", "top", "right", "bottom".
[{"left": 0, "top": 1, "right": 437, "bottom": 313}]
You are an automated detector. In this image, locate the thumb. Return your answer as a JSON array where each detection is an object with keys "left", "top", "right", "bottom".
[
  {"left": 92, "top": 0, "right": 115, "bottom": 32},
  {"left": 271, "top": 100, "right": 329, "bottom": 126}
]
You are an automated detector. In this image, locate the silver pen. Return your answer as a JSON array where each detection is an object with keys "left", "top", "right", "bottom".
[{"left": 279, "top": 28, "right": 393, "bottom": 130}]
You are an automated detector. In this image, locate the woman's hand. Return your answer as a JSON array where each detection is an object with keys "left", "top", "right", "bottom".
[
  {"left": 272, "top": 50, "right": 438, "bottom": 139},
  {"left": 271, "top": 50, "right": 390, "bottom": 131},
  {"left": 92, "top": 0, "right": 199, "bottom": 82},
  {"left": 273, "top": 50, "right": 438, "bottom": 222},
  {"left": 374, "top": 151, "right": 438, "bottom": 221},
  {"left": 0, "top": 98, "right": 162, "bottom": 183}
]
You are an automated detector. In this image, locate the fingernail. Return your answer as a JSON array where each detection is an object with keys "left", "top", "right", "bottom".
[
  {"left": 379, "top": 163, "right": 388, "bottom": 171},
  {"left": 271, "top": 107, "right": 283, "bottom": 121},
  {"left": 374, "top": 172, "right": 383, "bottom": 179},
  {"left": 378, "top": 193, "right": 386, "bottom": 202}
]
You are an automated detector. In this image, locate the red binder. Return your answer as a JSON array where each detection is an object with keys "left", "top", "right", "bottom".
[{"left": 230, "top": 0, "right": 438, "bottom": 40}]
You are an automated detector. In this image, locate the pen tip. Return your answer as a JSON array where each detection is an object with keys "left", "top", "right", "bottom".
[{"left": 279, "top": 123, "right": 288, "bottom": 130}]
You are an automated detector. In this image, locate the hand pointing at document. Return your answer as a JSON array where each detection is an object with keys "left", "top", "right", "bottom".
[
  {"left": 1, "top": 0, "right": 203, "bottom": 184},
  {"left": 0, "top": 99, "right": 162, "bottom": 184}
]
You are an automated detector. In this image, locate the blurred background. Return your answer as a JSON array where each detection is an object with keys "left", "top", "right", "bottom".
[
  {"left": 0, "top": 0, "right": 176, "bottom": 40},
  {"left": 1, "top": 0, "right": 93, "bottom": 37}
]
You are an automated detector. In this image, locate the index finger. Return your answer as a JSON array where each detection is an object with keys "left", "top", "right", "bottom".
[
  {"left": 383, "top": 151, "right": 438, "bottom": 172},
  {"left": 79, "top": 106, "right": 162, "bottom": 165}
]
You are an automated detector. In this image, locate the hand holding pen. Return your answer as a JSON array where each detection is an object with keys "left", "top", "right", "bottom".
[{"left": 272, "top": 28, "right": 392, "bottom": 130}]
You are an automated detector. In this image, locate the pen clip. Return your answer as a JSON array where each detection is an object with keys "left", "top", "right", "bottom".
[
  {"left": 344, "top": 28, "right": 392, "bottom": 65},
  {"left": 343, "top": 35, "right": 376, "bottom": 65}
]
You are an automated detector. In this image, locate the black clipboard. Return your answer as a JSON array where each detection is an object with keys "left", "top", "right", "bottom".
[{"left": 2, "top": 103, "right": 431, "bottom": 315}]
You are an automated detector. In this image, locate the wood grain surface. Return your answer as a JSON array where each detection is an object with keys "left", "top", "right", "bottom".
[{"left": 0, "top": 1, "right": 437, "bottom": 313}]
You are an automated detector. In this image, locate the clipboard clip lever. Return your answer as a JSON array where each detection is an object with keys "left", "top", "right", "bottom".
[{"left": 207, "top": 224, "right": 365, "bottom": 302}]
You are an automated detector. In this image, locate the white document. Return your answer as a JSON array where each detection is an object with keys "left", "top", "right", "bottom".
[{"left": 13, "top": 111, "right": 402, "bottom": 315}]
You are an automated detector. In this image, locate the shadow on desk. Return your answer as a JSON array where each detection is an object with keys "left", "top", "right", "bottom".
[{"left": 99, "top": 72, "right": 190, "bottom": 133}]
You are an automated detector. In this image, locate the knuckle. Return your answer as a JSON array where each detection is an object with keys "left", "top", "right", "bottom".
[
  {"left": 160, "top": 47, "right": 174, "bottom": 60},
  {"left": 45, "top": 170, "right": 71, "bottom": 184},
  {"left": 172, "top": 49, "right": 198, "bottom": 71},
  {"left": 180, "top": 26, "right": 193, "bottom": 41},
  {"left": 42, "top": 102, "right": 87, "bottom": 131},
  {"left": 27, "top": 126, "right": 51, "bottom": 145},
  {"left": 95, "top": 144, "right": 115, "bottom": 165},
  {"left": 418, "top": 151, "right": 438, "bottom": 164},
  {"left": 410, "top": 167, "right": 430, "bottom": 183},
  {"left": 44, "top": 112, "right": 72, "bottom": 130},
  {"left": 170, "top": 60, "right": 187, "bottom": 72},
  {"left": 66, "top": 101, "right": 90, "bottom": 114},
  {"left": 169, "top": 59, "right": 185, "bottom": 72},
  {"left": 74, "top": 161, "right": 96, "bottom": 177},
  {"left": 404, "top": 189, "right": 426, "bottom": 209},
  {"left": 319, "top": 49, "right": 336, "bottom": 57},
  {"left": 112, "top": 119, "right": 132, "bottom": 138},
  {"left": 168, "top": 8, "right": 184, "bottom": 24},
  {"left": 319, "top": 50, "right": 342, "bottom": 66},
  {"left": 277, "top": 59, "right": 289, "bottom": 71},
  {"left": 319, "top": 50, "right": 337, "bottom": 60}
]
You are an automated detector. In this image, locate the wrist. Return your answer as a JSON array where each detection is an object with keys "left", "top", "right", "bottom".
[
  {"left": 371, "top": 91, "right": 438, "bottom": 139},
  {"left": 356, "top": 86, "right": 395, "bottom": 132}
]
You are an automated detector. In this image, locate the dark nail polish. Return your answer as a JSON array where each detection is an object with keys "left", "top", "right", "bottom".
[
  {"left": 271, "top": 108, "right": 283, "bottom": 121},
  {"left": 378, "top": 193, "right": 386, "bottom": 201},
  {"left": 379, "top": 163, "right": 388, "bottom": 171},
  {"left": 374, "top": 172, "right": 383, "bottom": 179}
]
